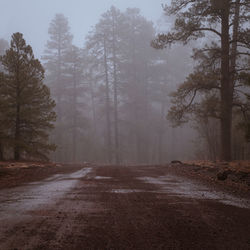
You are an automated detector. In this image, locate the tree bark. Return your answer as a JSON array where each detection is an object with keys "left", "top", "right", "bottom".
[
  {"left": 220, "top": 0, "right": 232, "bottom": 161},
  {"left": 230, "top": 0, "right": 240, "bottom": 160},
  {"left": 72, "top": 65, "right": 77, "bottom": 163},
  {"left": 14, "top": 91, "right": 20, "bottom": 161},
  {"left": 89, "top": 72, "right": 98, "bottom": 161},
  {"left": 112, "top": 11, "right": 120, "bottom": 165},
  {"left": 104, "top": 36, "right": 112, "bottom": 164},
  {"left": 14, "top": 66, "right": 21, "bottom": 161},
  {"left": 54, "top": 44, "right": 63, "bottom": 162}
]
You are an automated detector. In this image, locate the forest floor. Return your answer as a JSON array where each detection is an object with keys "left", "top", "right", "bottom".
[
  {"left": 0, "top": 162, "right": 249, "bottom": 249},
  {"left": 170, "top": 160, "right": 250, "bottom": 198}
]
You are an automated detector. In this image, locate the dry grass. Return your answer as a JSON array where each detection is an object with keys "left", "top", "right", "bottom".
[{"left": 0, "top": 161, "right": 60, "bottom": 169}]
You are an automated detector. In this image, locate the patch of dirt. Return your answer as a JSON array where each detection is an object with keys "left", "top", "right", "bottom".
[{"left": 0, "top": 161, "right": 87, "bottom": 189}]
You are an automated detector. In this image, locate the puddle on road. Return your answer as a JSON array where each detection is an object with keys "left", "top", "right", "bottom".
[
  {"left": 110, "top": 189, "right": 143, "bottom": 194},
  {"left": 0, "top": 168, "right": 92, "bottom": 219},
  {"left": 138, "top": 175, "right": 250, "bottom": 209},
  {"left": 95, "top": 176, "right": 112, "bottom": 180}
]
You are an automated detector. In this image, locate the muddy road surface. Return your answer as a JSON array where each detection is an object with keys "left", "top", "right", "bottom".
[{"left": 0, "top": 165, "right": 249, "bottom": 250}]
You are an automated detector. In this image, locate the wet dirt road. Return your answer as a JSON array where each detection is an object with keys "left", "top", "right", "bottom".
[{"left": 0, "top": 165, "right": 249, "bottom": 250}]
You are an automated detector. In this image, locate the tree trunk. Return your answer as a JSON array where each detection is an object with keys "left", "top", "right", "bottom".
[
  {"left": 104, "top": 36, "right": 112, "bottom": 164},
  {"left": 14, "top": 101, "right": 20, "bottom": 161},
  {"left": 230, "top": 0, "right": 240, "bottom": 78},
  {"left": 220, "top": 0, "right": 232, "bottom": 161},
  {"left": 158, "top": 98, "right": 166, "bottom": 164},
  {"left": 72, "top": 66, "right": 77, "bottom": 163},
  {"left": 230, "top": 0, "right": 241, "bottom": 160},
  {"left": 142, "top": 64, "right": 150, "bottom": 164},
  {"left": 89, "top": 73, "right": 98, "bottom": 161},
  {"left": 90, "top": 74, "right": 97, "bottom": 136},
  {"left": 112, "top": 12, "right": 120, "bottom": 165},
  {"left": 0, "top": 142, "right": 4, "bottom": 161},
  {"left": 55, "top": 46, "right": 63, "bottom": 162},
  {"left": 14, "top": 71, "right": 21, "bottom": 161}
]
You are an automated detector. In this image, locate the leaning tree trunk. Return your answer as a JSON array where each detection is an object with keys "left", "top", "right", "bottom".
[{"left": 220, "top": 0, "right": 232, "bottom": 161}]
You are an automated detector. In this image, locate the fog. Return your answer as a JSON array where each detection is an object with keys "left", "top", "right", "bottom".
[
  {"left": 0, "top": 0, "right": 205, "bottom": 164},
  {"left": 1, "top": 1, "right": 249, "bottom": 164},
  {"left": 1, "top": 0, "right": 165, "bottom": 58}
]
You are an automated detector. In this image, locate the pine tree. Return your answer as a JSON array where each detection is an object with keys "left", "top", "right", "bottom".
[
  {"left": 152, "top": 0, "right": 250, "bottom": 161},
  {"left": 121, "top": 8, "right": 161, "bottom": 163},
  {"left": 0, "top": 32, "right": 56, "bottom": 161},
  {"left": 85, "top": 7, "right": 122, "bottom": 164},
  {"left": 0, "top": 38, "right": 9, "bottom": 159},
  {"left": 85, "top": 8, "right": 173, "bottom": 164},
  {"left": 43, "top": 13, "right": 73, "bottom": 161},
  {"left": 0, "top": 39, "right": 8, "bottom": 57},
  {"left": 64, "top": 45, "right": 85, "bottom": 162}
]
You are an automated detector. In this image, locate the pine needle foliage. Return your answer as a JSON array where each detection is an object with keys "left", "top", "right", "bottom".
[{"left": 0, "top": 33, "right": 56, "bottom": 161}]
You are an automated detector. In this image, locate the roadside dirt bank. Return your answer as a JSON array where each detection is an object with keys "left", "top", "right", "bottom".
[
  {"left": 168, "top": 161, "right": 250, "bottom": 198},
  {"left": 0, "top": 161, "right": 86, "bottom": 189}
]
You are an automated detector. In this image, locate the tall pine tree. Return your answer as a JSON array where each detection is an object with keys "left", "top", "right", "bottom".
[
  {"left": 0, "top": 33, "right": 56, "bottom": 160},
  {"left": 43, "top": 14, "right": 73, "bottom": 161},
  {"left": 152, "top": 0, "right": 250, "bottom": 161}
]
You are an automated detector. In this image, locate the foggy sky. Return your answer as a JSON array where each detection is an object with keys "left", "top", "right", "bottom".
[{"left": 1, "top": 0, "right": 166, "bottom": 58}]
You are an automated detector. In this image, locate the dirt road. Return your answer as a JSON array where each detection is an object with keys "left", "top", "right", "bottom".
[{"left": 0, "top": 165, "right": 249, "bottom": 250}]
